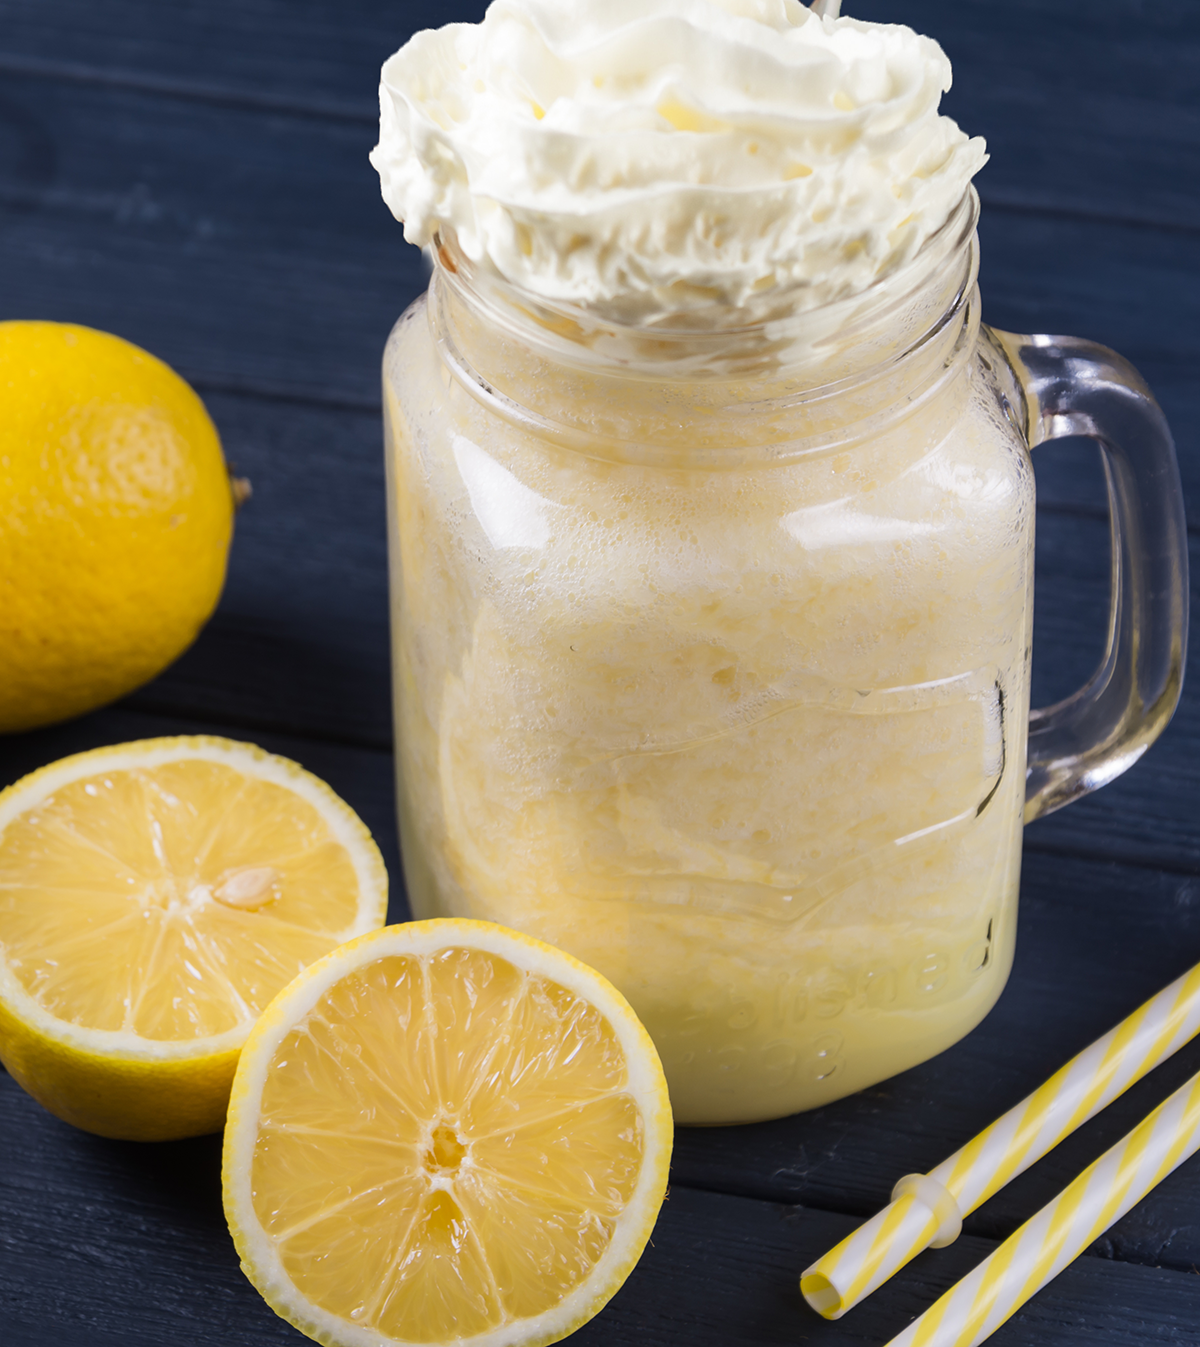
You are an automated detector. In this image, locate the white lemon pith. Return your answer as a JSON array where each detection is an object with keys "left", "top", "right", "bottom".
[
  {"left": 0, "top": 737, "right": 388, "bottom": 1140},
  {"left": 223, "top": 920, "right": 673, "bottom": 1347}
]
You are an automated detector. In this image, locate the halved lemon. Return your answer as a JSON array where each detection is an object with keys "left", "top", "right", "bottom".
[
  {"left": 0, "top": 736, "right": 387, "bottom": 1140},
  {"left": 223, "top": 919, "right": 673, "bottom": 1347}
]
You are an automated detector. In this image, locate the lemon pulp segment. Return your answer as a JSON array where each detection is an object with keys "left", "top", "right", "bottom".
[
  {"left": 228, "top": 923, "right": 671, "bottom": 1347},
  {"left": 0, "top": 737, "right": 388, "bottom": 1139},
  {"left": 0, "top": 760, "right": 363, "bottom": 1041}
]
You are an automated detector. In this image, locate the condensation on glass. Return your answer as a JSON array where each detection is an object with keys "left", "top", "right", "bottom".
[{"left": 382, "top": 191, "right": 1187, "bottom": 1125}]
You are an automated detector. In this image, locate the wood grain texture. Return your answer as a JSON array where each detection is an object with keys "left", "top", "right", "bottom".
[
  {"left": 121, "top": 391, "right": 394, "bottom": 750},
  {"left": 0, "top": 64, "right": 1190, "bottom": 767},
  {"left": 857, "top": 0, "right": 1200, "bottom": 233},
  {"left": 0, "top": 8, "right": 1197, "bottom": 404},
  {"left": 1027, "top": 526, "right": 1200, "bottom": 874},
  {"left": 0, "top": 0, "right": 1196, "bottom": 230},
  {"left": 5, "top": 1107, "right": 1200, "bottom": 1347},
  {"left": 2, "top": 0, "right": 1200, "bottom": 1342},
  {"left": 0, "top": 69, "right": 416, "bottom": 407}
]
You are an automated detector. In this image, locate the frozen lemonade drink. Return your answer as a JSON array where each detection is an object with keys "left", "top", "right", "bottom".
[{"left": 368, "top": 1, "right": 1183, "bottom": 1122}]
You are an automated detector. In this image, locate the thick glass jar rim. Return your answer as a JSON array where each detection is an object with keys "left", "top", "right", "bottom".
[
  {"left": 431, "top": 188, "right": 980, "bottom": 377},
  {"left": 425, "top": 189, "right": 982, "bottom": 465}
]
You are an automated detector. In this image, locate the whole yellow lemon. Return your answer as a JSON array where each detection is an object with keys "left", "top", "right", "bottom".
[{"left": 0, "top": 321, "right": 235, "bottom": 733}]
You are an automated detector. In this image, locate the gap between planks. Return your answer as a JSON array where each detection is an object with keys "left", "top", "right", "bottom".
[{"left": 116, "top": 696, "right": 394, "bottom": 755}]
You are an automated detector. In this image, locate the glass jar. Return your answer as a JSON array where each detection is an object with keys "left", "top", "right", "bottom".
[{"left": 382, "top": 190, "right": 1187, "bottom": 1125}]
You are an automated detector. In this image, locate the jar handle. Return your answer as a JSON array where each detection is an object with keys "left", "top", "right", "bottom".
[{"left": 990, "top": 331, "right": 1189, "bottom": 823}]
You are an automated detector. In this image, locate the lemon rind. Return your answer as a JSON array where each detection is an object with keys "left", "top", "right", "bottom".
[{"left": 223, "top": 918, "right": 673, "bottom": 1347}]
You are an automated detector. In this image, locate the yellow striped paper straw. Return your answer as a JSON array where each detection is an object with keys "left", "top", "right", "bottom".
[
  {"left": 884, "top": 1066, "right": 1200, "bottom": 1347},
  {"left": 801, "top": 959, "right": 1200, "bottom": 1318}
]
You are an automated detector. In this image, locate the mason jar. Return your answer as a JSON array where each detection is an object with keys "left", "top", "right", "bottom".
[{"left": 382, "top": 189, "right": 1187, "bottom": 1125}]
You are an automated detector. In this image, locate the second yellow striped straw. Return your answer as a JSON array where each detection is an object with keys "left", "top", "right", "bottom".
[
  {"left": 884, "top": 1066, "right": 1200, "bottom": 1347},
  {"left": 801, "top": 959, "right": 1200, "bottom": 1318}
]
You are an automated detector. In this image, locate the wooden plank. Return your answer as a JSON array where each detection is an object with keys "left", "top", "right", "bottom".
[
  {"left": 978, "top": 213, "right": 1200, "bottom": 371},
  {"left": 0, "top": 67, "right": 1196, "bottom": 407},
  {"left": 1140, "top": 366, "right": 1200, "bottom": 525},
  {"left": 1027, "top": 527, "right": 1200, "bottom": 873},
  {"left": 6, "top": 727, "right": 1200, "bottom": 1274},
  {"left": 865, "top": 0, "right": 1200, "bottom": 233},
  {"left": 0, "top": 1084, "right": 304, "bottom": 1347},
  {"left": 1, "top": 2, "right": 1197, "bottom": 1342},
  {"left": 5, "top": 1097, "right": 1200, "bottom": 1347},
  {"left": 0, "top": 0, "right": 474, "bottom": 119},
  {"left": 124, "top": 609, "right": 391, "bottom": 751},
  {"left": 595, "top": 1186, "right": 1200, "bottom": 1347},
  {"left": 0, "top": 0, "right": 1196, "bottom": 230},
  {"left": 1, "top": 68, "right": 1194, "bottom": 862},
  {"left": 74, "top": 401, "right": 1179, "bottom": 830},
  {"left": 0, "top": 71, "right": 419, "bottom": 407},
  {"left": 120, "top": 391, "right": 393, "bottom": 749},
  {"left": 0, "top": 374, "right": 1189, "bottom": 873}
]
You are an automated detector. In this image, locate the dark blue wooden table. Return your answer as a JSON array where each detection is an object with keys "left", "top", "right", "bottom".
[{"left": 2, "top": 2, "right": 1199, "bottom": 1343}]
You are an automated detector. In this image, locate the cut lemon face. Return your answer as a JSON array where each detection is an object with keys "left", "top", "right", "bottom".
[
  {"left": 0, "top": 736, "right": 387, "bottom": 1140},
  {"left": 223, "top": 919, "right": 672, "bottom": 1347}
]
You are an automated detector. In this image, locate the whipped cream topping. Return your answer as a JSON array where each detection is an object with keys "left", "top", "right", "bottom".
[{"left": 370, "top": 0, "right": 987, "bottom": 322}]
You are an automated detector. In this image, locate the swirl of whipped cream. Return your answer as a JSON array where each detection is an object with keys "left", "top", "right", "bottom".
[{"left": 370, "top": 0, "right": 987, "bottom": 322}]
